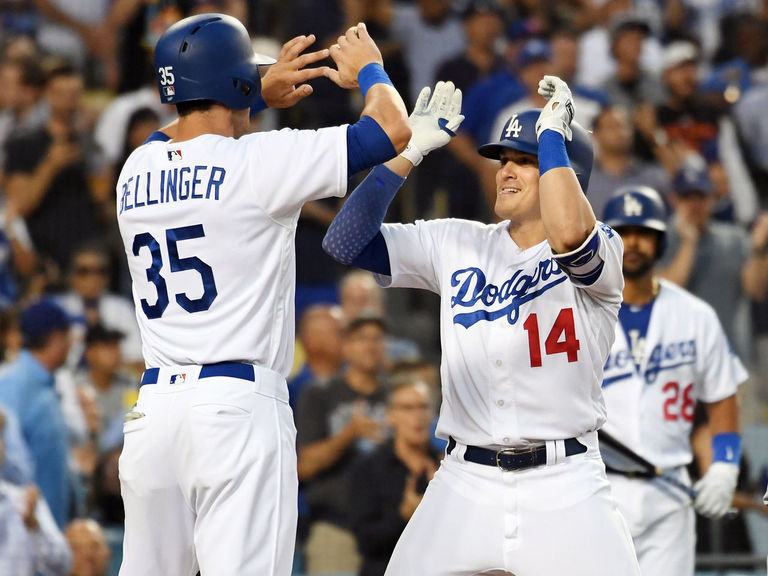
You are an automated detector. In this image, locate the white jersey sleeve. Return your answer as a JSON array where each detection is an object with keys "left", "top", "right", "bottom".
[
  {"left": 375, "top": 218, "right": 471, "bottom": 292},
  {"left": 696, "top": 300, "right": 746, "bottom": 403},
  {"left": 240, "top": 126, "right": 348, "bottom": 220}
]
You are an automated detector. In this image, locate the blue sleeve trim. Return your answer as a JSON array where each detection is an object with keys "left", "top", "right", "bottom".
[
  {"left": 358, "top": 62, "right": 393, "bottom": 99},
  {"left": 144, "top": 131, "right": 171, "bottom": 144},
  {"left": 249, "top": 94, "right": 268, "bottom": 118},
  {"left": 351, "top": 231, "right": 391, "bottom": 275},
  {"left": 553, "top": 227, "right": 603, "bottom": 286},
  {"left": 712, "top": 432, "right": 741, "bottom": 464},
  {"left": 323, "top": 165, "right": 403, "bottom": 269},
  {"left": 538, "top": 130, "right": 571, "bottom": 176},
  {"left": 347, "top": 116, "right": 397, "bottom": 176}
]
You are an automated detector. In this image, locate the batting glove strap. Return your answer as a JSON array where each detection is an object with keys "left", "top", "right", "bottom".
[
  {"left": 535, "top": 75, "right": 574, "bottom": 142},
  {"left": 693, "top": 462, "right": 739, "bottom": 519},
  {"left": 400, "top": 81, "right": 464, "bottom": 166}
]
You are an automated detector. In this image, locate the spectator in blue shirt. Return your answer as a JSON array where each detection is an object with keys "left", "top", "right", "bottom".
[{"left": 0, "top": 299, "right": 72, "bottom": 528}]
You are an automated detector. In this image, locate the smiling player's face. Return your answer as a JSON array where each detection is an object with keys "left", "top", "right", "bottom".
[{"left": 494, "top": 149, "right": 540, "bottom": 223}]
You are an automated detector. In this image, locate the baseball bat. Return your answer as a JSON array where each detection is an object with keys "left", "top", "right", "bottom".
[{"left": 597, "top": 428, "right": 698, "bottom": 499}]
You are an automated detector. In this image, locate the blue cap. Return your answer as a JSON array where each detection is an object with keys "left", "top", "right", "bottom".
[
  {"left": 517, "top": 39, "right": 551, "bottom": 68},
  {"left": 673, "top": 159, "right": 713, "bottom": 196},
  {"left": 20, "top": 299, "right": 70, "bottom": 343}
]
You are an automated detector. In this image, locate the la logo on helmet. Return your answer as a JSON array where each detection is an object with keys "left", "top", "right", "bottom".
[
  {"left": 504, "top": 115, "right": 523, "bottom": 139},
  {"left": 623, "top": 194, "right": 644, "bottom": 217}
]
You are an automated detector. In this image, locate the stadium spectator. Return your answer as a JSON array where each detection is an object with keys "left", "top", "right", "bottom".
[
  {"left": 65, "top": 518, "right": 110, "bottom": 576},
  {"left": 0, "top": 53, "right": 47, "bottom": 167},
  {"left": 588, "top": 105, "right": 670, "bottom": 218},
  {"left": 0, "top": 298, "right": 72, "bottom": 528},
  {"left": 598, "top": 13, "right": 664, "bottom": 110},
  {"left": 349, "top": 376, "right": 440, "bottom": 576},
  {"left": 0, "top": 396, "right": 72, "bottom": 576},
  {"left": 657, "top": 157, "right": 768, "bottom": 362},
  {"left": 56, "top": 244, "right": 143, "bottom": 373},
  {"left": 296, "top": 314, "right": 390, "bottom": 575},
  {"left": 4, "top": 63, "right": 104, "bottom": 282},
  {"left": 290, "top": 304, "right": 344, "bottom": 412}
]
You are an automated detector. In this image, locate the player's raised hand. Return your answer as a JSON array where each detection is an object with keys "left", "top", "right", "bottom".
[
  {"left": 400, "top": 81, "right": 464, "bottom": 166},
  {"left": 535, "top": 75, "right": 575, "bottom": 141},
  {"left": 260, "top": 34, "right": 331, "bottom": 108},
  {"left": 324, "top": 22, "right": 384, "bottom": 89},
  {"left": 693, "top": 462, "right": 739, "bottom": 518}
]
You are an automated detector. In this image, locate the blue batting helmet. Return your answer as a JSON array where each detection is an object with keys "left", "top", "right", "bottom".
[
  {"left": 477, "top": 109, "right": 594, "bottom": 192},
  {"left": 154, "top": 13, "right": 276, "bottom": 110},
  {"left": 602, "top": 185, "right": 668, "bottom": 257}
]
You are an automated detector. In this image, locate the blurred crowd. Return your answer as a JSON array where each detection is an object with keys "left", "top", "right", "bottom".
[{"left": 2, "top": 0, "right": 768, "bottom": 574}]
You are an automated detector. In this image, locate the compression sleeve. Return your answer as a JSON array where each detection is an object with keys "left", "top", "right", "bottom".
[
  {"left": 322, "top": 164, "right": 405, "bottom": 275},
  {"left": 347, "top": 116, "right": 397, "bottom": 176}
]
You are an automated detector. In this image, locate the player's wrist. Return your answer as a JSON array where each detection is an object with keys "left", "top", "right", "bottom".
[
  {"left": 537, "top": 130, "right": 571, "bottom": 178},
  {"left": 400, "top": 140, "right": 424, "bottom": 166},
  {"left": 358, "top": 62, "right": 393, "bottom": 99},
  {"left": 711, "top": 432, "right": 741, "bottom": 465}
]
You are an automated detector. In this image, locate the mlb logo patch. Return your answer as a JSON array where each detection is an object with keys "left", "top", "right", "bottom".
[
  {"left": 168, "top": 149, "right": 183, "bottom": 161},
  {"left": 170, "top": 373, "right": 187, "bottom": 385},
  {"left": 164, "top": 85, "right": 175, "bottom": 97}
]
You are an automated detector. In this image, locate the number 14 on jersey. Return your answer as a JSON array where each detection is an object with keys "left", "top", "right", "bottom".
[{"left": 523, "top": 308, "right": 580, "bottom": 367}]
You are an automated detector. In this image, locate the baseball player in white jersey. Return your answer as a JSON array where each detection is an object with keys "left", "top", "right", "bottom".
[
  {"left": 115, "top": 14, "right": 410, "bottom": 575},
  {"left": 600, "top": 185, "right": 744, "bottom": 576},
  {"left": 323, "top": 77, "right": 640, "bottom": 575}
]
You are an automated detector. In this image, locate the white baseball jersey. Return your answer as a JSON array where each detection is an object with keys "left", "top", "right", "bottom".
[
  {"left": 116, "top": 127, "right": 347, "bottom": 375},
  {"left": 378, "top": 218, "right": 624, "bottom": 446},
  {"left": 601, "top": 278, "right": 746, "bottom": 469}
]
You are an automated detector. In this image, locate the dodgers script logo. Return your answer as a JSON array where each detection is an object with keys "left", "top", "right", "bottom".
[{"left": 451, "top": 259, "right": 566, "bottom": 328}]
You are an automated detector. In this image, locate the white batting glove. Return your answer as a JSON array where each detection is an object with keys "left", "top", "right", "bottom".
[
  {"left": 535, "top": 75, "right": 575, "bottom": 142},
  {"left": 400, "top": 80, "right": 464, "bottom": 166},
  {"left": 693, "top": 462, "right": 739, "bottom": 519},
  {"left": 763, "top": 485, "right": 767, "bottom": 506}
]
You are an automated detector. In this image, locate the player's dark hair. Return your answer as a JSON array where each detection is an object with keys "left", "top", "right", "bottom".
[{"left": 176, "top": 100, "right": 218, "bottom": 117}]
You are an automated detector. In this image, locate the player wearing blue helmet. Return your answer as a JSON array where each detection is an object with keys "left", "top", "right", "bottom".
[
  {"left": 116, "top": 13, "right": 410, "bottom": 576},
  {"left": 600, "top": 185, "right": 743, "bottom": 576},
  {"left": 324, "top": 77, "right": 641, "bottom": 575}
]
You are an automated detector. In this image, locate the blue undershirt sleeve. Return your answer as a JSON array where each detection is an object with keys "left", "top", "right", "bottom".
[
  {"left": 144, "top": 131, "right": 171, "bottom": 144},
  {"left": 346, "top": 116, "right": 397, "bottom": 176},
  {"left": 322, "top": 164, "right": 405, "bottom": 276}
]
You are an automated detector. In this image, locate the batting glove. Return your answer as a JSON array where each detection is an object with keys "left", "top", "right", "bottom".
[
  {"left": 400, "top": 80, "right": 464, "bottom": 166},
  {"left": 693, "top": 462, "right": 739, "bottom": 518},
  {"left": 535, "top": 75, "right": 575, "bottom": 142},
  {"left": 763, "top": 485, "right": 767, "bottom": 506}
]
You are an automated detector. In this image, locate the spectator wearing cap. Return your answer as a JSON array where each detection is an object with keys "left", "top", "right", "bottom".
[
  {"left": 657, "top": 155, "right": 768, "bottom": 362},
  {"left": 598, "top": 13, "right": 665, "bottom": 110},
  {"left": 0, "top": 299, "right": 73, "bottom": 527},
  {"left": 0, "top": 408, "right": 72, "bottom": 576},
  {"left": 296, "top": 313, "right": 390, "bottom": 576}
]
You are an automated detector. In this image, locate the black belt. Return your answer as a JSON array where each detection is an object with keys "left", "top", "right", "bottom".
[
  {"left": 140, "top": 362, "right": 255, "bottom": 387},
  {"left": 447, "top": 436, "right": 587, "bottom": 472}
]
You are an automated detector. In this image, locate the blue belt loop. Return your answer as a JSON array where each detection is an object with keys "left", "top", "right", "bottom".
[{"left": 140, "top": 362, "right": 255, "bottom": 387}]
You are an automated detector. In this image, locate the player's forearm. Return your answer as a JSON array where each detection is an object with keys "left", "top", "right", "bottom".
[
  {"left": 706, "top": 395, "right": 739, "bottom": 436},
  {"left": 360, "top": 83, "right": 411, "bottom": 154},
  {"left": 323, "top": 164, "right": 403, "bottom": 267},
  {"left": 540, "top": 167, "right": 596, "bottom": 253}
]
